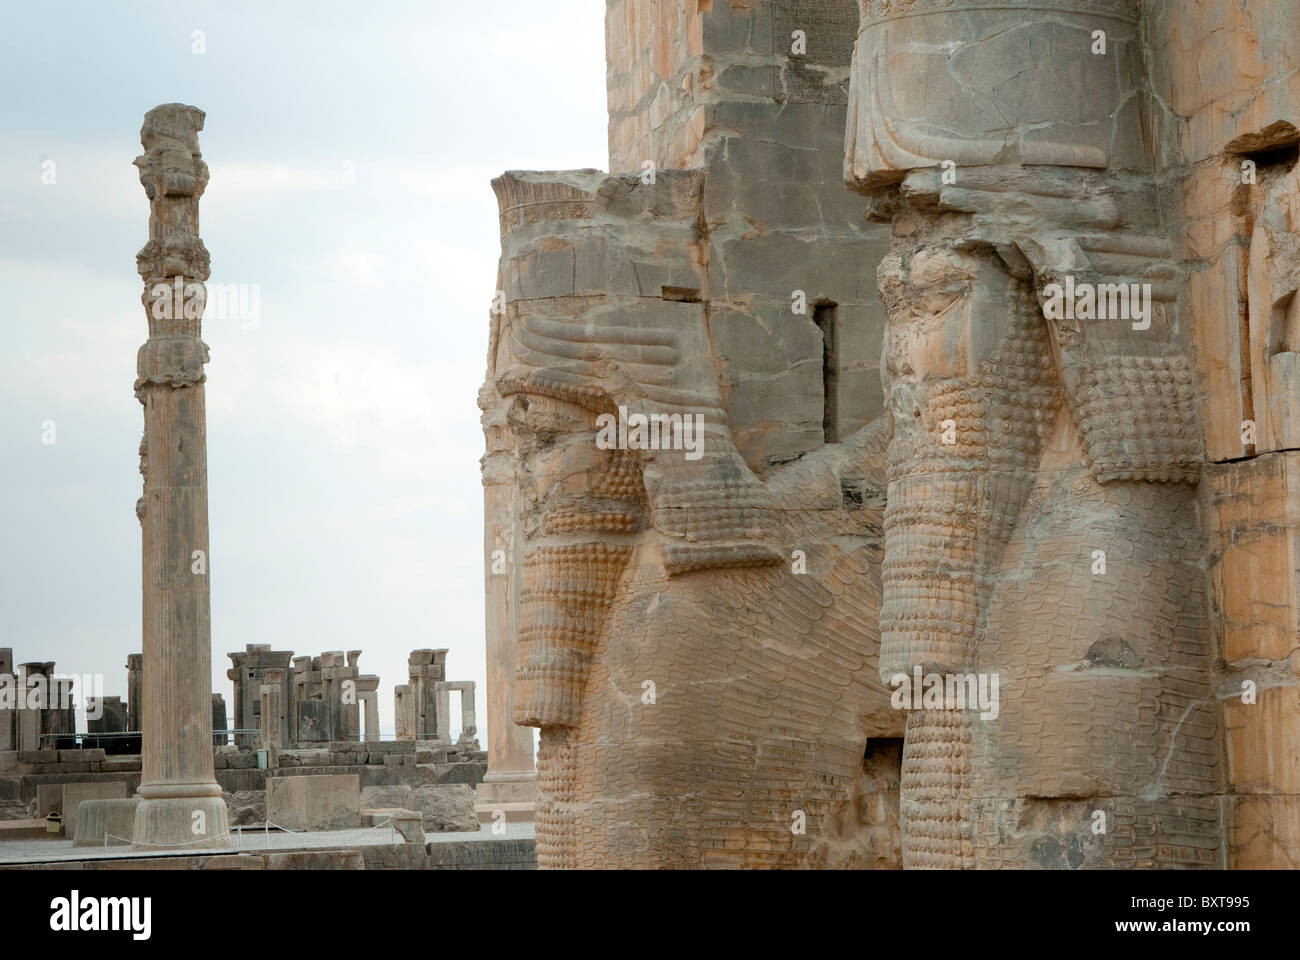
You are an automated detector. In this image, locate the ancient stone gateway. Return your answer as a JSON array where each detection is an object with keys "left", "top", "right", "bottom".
[
  {"left": 482, "top": 0, "right": 902, "bottom": 868},
  {"left": 480, "top": 0, "right": 1300, "bottom": 869}
]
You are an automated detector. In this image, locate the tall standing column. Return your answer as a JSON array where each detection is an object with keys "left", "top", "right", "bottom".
[
  {"left": 259, "top": 668, "right": 283, "bottom": 767},
  {"left": 357, "top": 673, "right": 379, "bottom": 742},
  {"left": 125, "top": 653, "right": 142, "bottom": 732},
  {"left": 363, "top": 693, "right": 379, "bottom": 742},
  {"left": 475, "top": 386, "right": 538, "bottom": 821},
  {"left": 0, "top": 650, "right": 14, "bottom": 753},
  {"left": 131, "top": 103, "right": 228, "bottom": 850}
]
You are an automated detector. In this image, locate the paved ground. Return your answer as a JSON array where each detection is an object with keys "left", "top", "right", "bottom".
[{"left": 0, "top": 820, "right": 535, "bottom": 864}]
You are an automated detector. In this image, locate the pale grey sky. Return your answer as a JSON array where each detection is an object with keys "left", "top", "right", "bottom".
[{"left": 0, "top": 0, "right": 608, "bottom": 741}]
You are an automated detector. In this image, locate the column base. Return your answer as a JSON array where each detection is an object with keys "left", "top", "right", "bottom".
[
  {"left": 475, "top": 774, "right": 539, "bottom": 824},
  {"left": 132, "top": 795, "right": 230, "bottom": 852}
]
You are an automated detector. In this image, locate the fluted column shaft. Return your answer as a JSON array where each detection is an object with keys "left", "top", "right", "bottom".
[{"left": 131, "top": 103, "right": 228, "bottom": 849}]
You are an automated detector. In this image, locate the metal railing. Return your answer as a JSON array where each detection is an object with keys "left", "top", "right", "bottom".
[
  {"left": 103, "top": 815, "right": 407, "bottom": 851},
  {"left": 39, "top": 729, "right": 261, "bottom": 746}
]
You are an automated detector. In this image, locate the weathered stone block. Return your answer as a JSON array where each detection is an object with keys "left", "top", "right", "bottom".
[
  {"left": 223, "top": 789, "right": 266, "bottom": 827},
  {"left": 362, "top": 807, "right": 424, "bottom": 844},
  {"left": 360, "top": 783, "right": 477, "bottom": 833},
  {"left": 36, "top": 783, "right": 64, "bottom": 818},
  {"left": 266, "top": 774, "right": 360, "bottom": 831},
  {"left": 62, "top": 782, "right": 129, "bottom": 835},
  {"left": 1229, "top": 795, "right": 1300, "bottom": 869},
  {"left": 1224, "top": 685, "right": 1300, "bottom": 795},
  {"left": 101, "top": 758, "right": 142, "bottom": 774},
  {"left": 263, "top": 850, "right": 364, "bottom": 870},
  {"left": 1208, "top": 453, "right": 1300, "bottom": 662},
  {"left": 296, "top": 700, "right": 330, "bottom": 743},
  {"left": 200, "top": 854, "right": 265, "bottom": 870}
]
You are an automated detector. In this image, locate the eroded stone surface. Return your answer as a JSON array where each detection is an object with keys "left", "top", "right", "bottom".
[
  {"left": 131, "top": 102, "right": 229, "bottom": 852},
  {"left": 480, "top": 0, "right": 903, "bottom": 869},
  {"left": 480, "top": 0, "right": 1300, "bottom": 871}
]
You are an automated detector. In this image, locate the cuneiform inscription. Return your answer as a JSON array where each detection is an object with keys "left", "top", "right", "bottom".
[{"left": 774, "top": 0, "right": 858, "bottom": 67}]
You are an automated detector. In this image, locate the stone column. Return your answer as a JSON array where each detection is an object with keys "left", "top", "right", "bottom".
[
  {"left": 126, "top": 653, "right": 142, "bottom": 731},
  {"left": 211, "top": 694, "right": 227, "bottom": 747},
  {"left": 477, "top": 385, "right": 538, "bottom": 819},
  {"left": 357, "top": 675, "right": 379, "bottom": 742},
  {"left": 259, "top": 669, "right": 283, "bottom": 760},
  {"left": 316, "top": 650, "right": 358, "bottom": 741},
  {"left": 15, "top": 668, "right": 39, "bottom": 752},
  {"left": 363, "top": 694, "right": 379, "bottom": 742},
  {"left": 433, "top": 682, "right": 452, "bottom": 743},
  {"left": 0, "top": 649, "right": 14, "bottom": 752},
  {"left": 406, "top": 651, "right": 439, "bottom": 739},
  {"left": 291, "top": 655, "right": 312, "bottom": 744},
  {"left": 455, "top": 682, "right": 479, "bottom": 752},
  {"left": 460, "top": 682, "right": 476, "bottom": 740},
  {"left": 393, "top": 684, "right": 410, "bottom": 740},
  {"left": 342, "top": 650, "right": 362, "bottom": 741},
  {"left": 131, "top": 103, "right": 228, "bottom": 850},
  {"left": 17, "top": 663, "right": 48, "bottom": 752},
  {"left": 226, "top": 657, "right": 253, "bottom": 748},
  {"left": 49, "top": 675, "right": 75, "bottom": 745}
]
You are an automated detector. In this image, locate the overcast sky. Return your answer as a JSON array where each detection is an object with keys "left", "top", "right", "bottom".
[{"left": 0, "top": 0, "right": 607, "bottom": 742}]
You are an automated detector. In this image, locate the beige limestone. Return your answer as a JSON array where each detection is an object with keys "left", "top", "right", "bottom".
[
  {"left": 481, "top": 0, "right": 894, "bottom": 867},
  {"left": 845, "top": 0, "right": 1222, "bottom": 869},
  {"left": 266, "top": 774, "right": 361, "bottom": 831},
  {"left": 476, "top": 0, "right": 1300, "bottom": 871},
  {"left": 1147, "top": 0, "right": 1300, "bottom": 868},
  {"left": 485, "top": 163, "right": 899, "bottom": 867},
  {"left": 362, "top": 807, "right": 424, "bottom": 844},
  {"left": 478, "top": 370, "right": 541, "bottom": 821}
]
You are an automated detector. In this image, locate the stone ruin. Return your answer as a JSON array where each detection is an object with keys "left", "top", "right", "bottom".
[
  {"left": 393, "top": 649, "right": 479, "bottom": 752},
  {"left": 0, "top": 654, "right": 76, "bottom": 755},
  {"left": 227, "top": 644, "right": 381, "bottom": 747},
  {"left": 478, "top": 0, "right": 1300, "bottom": 869},
  {"left": 223, "top": 644, "right": 477, "bottom": 754},
  {"left": 3, "top": 0, "right": 1295, "bottom": 875},
  {"left": 0, "top": 642, "right": 485, "bottom": 841}
]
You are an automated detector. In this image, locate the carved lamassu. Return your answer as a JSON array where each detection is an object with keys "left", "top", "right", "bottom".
[
  {"left": 847, "top": 0, "right": 1223, "bottom": 868},
  {"left": 487, "top": 170, "right": 902, "bottom": 868}
]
